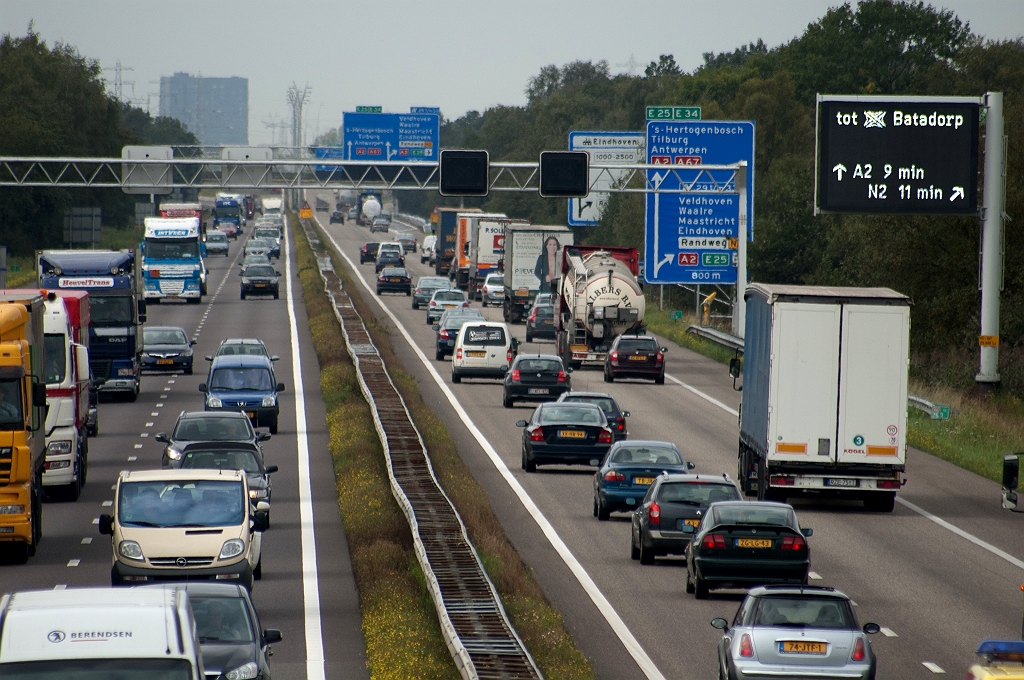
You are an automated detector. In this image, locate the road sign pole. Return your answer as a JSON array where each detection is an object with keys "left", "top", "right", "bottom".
[
  {"left": 977, "top": 91, "right": 1006, "bottom": 386},
  {"left": 733, "top": 163, "right": 748, "bottom": 338}
]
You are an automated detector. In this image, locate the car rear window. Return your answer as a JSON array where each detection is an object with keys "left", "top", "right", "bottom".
[
  {"left": 382, "top": 268, "right": 407, "bottom": 277},
  {"left": 486, "top": 275, "right": 504, "bottom": 286},
  {"left": 618, "top": 338, "right": 659, "bottom": 352},
  {"left": 417, "top": 277, "right": 448, "bottom": 288},
  {"left": 181, "top": 448, "right": 262, "bottom": 474},
  {"left": 435, "top": 291, "right": 466, "bottom": 302},
  {"left": 610, "top": 446, "right": 681, "bottom": 465},
  {"left": 145, "top": 328, "right": 188, "bottom": 345},
  {"left": 562, "top": 396, "right": 615, "bottom": 413},
  {"left": 516, "top": 358, "right": 561, "bottom": 373},
  {"left": 751, "top": 597, "right": 855, "bottom": 629},
  {"left": 713, "top": 505, "right": 797, "bottom": 528},
  {"left": 173, "top": 416, "right": 251, "bottom": 441},
  {"left": 538, "top": 405, "right": 604, "bottom": 425},
  {"left": 245, "top": 266, "right": 276, "bottom": 277},
  {"left": 534, "top": 305, "right": 554, "bottom": 317},
  {"left": 464, "top": 326, "right": 506, "bottom": 346},
  {"left": 657, "top": 482, "right": 739, "bottom": 504}
]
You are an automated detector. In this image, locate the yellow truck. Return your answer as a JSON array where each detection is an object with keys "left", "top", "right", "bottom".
[{"left": 0, "top": 290, "right": 49, "bottom": 563}]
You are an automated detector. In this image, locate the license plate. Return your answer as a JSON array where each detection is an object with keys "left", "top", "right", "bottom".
[
  {"left": 246, "top": 411, "right": 255, "bottom": 419},
  {"left": 527, "top": 388, "right": 549, "bottom": 395},
  {"left": 467, "top": 351, "right": 486, "bottom": 357},
  {"left": 629, "top": 355, "right": 647, "bottom": 361},
  {"left": 544, "top": 319, "right": 553, "bottom": 324},
  {"left": 781, "top": 641, "right": 827, "bottom": 654},
  {"left": 444, "top": 304, "right": 457, "bottom": 308},
  {"left": 736, "top": 538, "right": 773, "bottom": 548},
  {"left": 634, "top": 476, "right": 655, "bottom": 485},
  {"left": 389, "top": 278, "right": 401, "bottom": 282},
  {"left": 825, "top": 478, "right": 859, "bottom": 487},
  {"left": 684, "top": 518, "right": 700, "bottom": 527},
  {"left": 255, "top": 283, "right": 266, "bottom": 287},
  {"left": 559, "top": 430, "right": 585, "bottom": 439},
  {"left": 156, "top": 359, "right": 174, "bottom": 365}
]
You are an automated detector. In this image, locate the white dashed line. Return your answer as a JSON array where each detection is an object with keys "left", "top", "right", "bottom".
[
  {"left": 53, "top": 584, "right": 66, "bottom": 590},
  {"left": 167, "top": 380, "right": 175, "bottom": 384},
  {"left": 67, "top": 559, "right": 80, "bottom": 567},
  {"left": 92, "top": 518, "right": 100, "bottom": 524},
  {"left": 102, "top": 501, "right": 112, "bottom": 507},
  {"left": 923, "top": 662, "right": 945, "bottom": 673},
  {"left": 156, "top": 403, "right": 164, "bottom": 408},
  {"left": 808, "top": 571, "right": 822, "bottom": 580},
  {"left": 880, "top": 627, "right": 898, "bottom": 637},
  {"left": 163, "top": 387, "right": 171, "bottom": 392},
  {"left": 81, "top": 537, "right": 92, "bottom": 544},
  {"left": 139, "top": 433, "right": 148, "bottom": 438},
  {"left": 145, "top": 422, "right": 154, "bottom": 427},
  {"left": 134, "top": 444, "right": 143, "bottom": 449},
  {"left": 151, "top": 412, "right": 159, "bottom": 416},
  {"left": 128, "top": 456, "right": 138, "bottom": 461}
]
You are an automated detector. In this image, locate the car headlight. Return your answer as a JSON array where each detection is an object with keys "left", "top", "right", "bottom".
[
  {"left": 46, "top": 440, "right": 72, "bottom": 455},
  {"left": 166, "top": 447, "right": 183, "bottom": 461},
  {"left": 0, "top": 505, "right": 26, "bottom": 514},
  {"left": 118, "top": 540, "right": 145, "bottom": 561},
  {"left": 225, "top": 662, "right": 259, "bottom": 680},
  {"left": 219, "top": 539, "right": 245, "bottom": 560},
  {"left": 261, "top": 396, "right": 276, "bottom": 407},
  {"left": 208, "top": 397, "right": 223, "bottom": 408},
  {"left": 249, "top": 488, "right": 268, "bottom": 499}
]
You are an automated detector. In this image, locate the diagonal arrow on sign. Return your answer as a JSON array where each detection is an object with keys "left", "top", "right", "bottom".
[{"left": 950, "top": 186, "right": 965, "bottom": 201}]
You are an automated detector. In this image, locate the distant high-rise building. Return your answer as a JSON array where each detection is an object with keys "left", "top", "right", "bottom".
[{"left": 159, "top": 73, "right": 248, "bottom": 145}]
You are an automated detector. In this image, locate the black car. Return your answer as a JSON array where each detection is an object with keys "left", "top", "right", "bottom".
[
  {"left": 359, "top": 242, "right": 380, "bottom": 264},
  {"left": 685, "top": 501, "right": 813, "bottom": 599},
  {"left": 140, "top": 582, "right": 282, "bottom": 680},
  {"left": 630, "top": 473, "right": 740, "bottom": 563},
  {"left": 516, "top": 402, "right": 612, "bottom": 472},
  {"left": 377, "top": 267, "right": 412, "bottom": 295},
  {"left": 375, "top": 250, "right": 404, "bottom": 273},
  {"left": 141, "top": 326, "right": 195, "bottom": 374},
  {"left": 433, "top": 314, "right": 474, "bottom": 361},
  {"left": 239, "top": 264, "right": 280, "bottom": 300},
  {"left": 525, "top": 304, "right": 556, "bottom": 342},
  {"left": 173, "top": 441, "right": 278, "bottom": 512},
  {"left": 557, "top": 391, "right": 629, "bottom": 440},
  {"left": 605, "top": 334, "right": 667, "bottom": 384},
  {"left": 329, "top": 210, "right": 345, "bottom": 224},
  {"left": 156, "top": 411, "right": 270, "bottom": 467},
  {"left": 412, "top": 276, "right": 450, "bottom": 310},
  {"left": 503, "top": 354, "right": 571, "bottom": 408}
]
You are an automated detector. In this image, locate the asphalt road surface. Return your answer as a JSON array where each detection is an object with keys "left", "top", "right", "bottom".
[{"left": 316, "top": 196, "right": 1024, "bottom": 680}]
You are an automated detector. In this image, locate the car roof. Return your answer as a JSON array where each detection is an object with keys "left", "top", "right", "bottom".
[
  {"left": 655, "top": 472, "right": 734, "bottom": 484},
  {"left": 210, "top": 354, "right": 275, "bottom": 368},
  {"left": 180, "top": 441, "right": 261, "bottom": 453},
  {"left": 514, "top": 353, "right": 561, "bottom": 361},
  {"left": 137, "top": 582, "right": 247, "bottom": 598},
  {"left": 221, "top": 338, "right": 266, "bottom": 346},
  {"left": 559, "top": 391, "right": 617, "bottom": 401},
  {"left": 616, "top": 334, "right": 656, "bottom": 341},
  {"left": 144, "top": 326, "right": 188, "bottom": 333},
  {"left": 121, "top": 468, "right": 245, "bottom": 482},
  {"left": 459, "top": 320, "right": 506, "bottom": 328},
  {"left": 611, "top": 439, "right": 679, "bottom": 449},
  {"left": 748, "top": 585, "right": 848, "bottom": 599},
  {"left": 177, "top": 410, "right": 251, "bottom": 421},
  {"left": 538, "top": 401, "right": 601, "bottom": 410}
]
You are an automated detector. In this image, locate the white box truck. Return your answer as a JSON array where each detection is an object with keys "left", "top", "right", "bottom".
[
  {"left": 737, "top": 284, "right": 910, "bottom": 512},
  {"left": 0, "top": 586, "right": 204, "bottom": 678}
]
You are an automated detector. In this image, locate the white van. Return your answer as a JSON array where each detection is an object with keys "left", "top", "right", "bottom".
[
  {"left": 0, "top": 586, "right": 204, "bottom": 679},
  {"left": 451, "top": 321, "right": 516, "bottom": 383},
  {"left": 421, "top": 235, "right": 437, "bottom": 264},
  {"left": 100, "top": 468, "right": 268, "bottom": 591}
]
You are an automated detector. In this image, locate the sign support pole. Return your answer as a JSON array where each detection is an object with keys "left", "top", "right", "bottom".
[
  {"left": 733, "top": 163, "right": 748, "bottom": 338},
  {"left": 977, "top": 91, "right": 1006, "bottom": 386}
]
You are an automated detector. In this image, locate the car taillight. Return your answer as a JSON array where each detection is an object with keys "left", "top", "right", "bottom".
[
  {"left": 603, "top": 470, "right": 625, "bottom": 482},
  {"left": 429, "top": 300, "right": 437, "bottom": 306},
  {"left": 456, "top": 348, "right": 463, "bottom": 359},
  {"left": 557, "top": 371, "right": 567, "bottom": 382},
  {"left": 615, "top": 417, "right": 625, "bottom": 431},
  {"left": 462, "top": 301, "right": 469, "bottom": 307},
  {"left": 739, "top": 634, "right": 754, "bottom": 658},
  {"left": 529, "top": 310, "right": 537, "bottom": 323},
  {"left": 877, "top": 480, "right": 901, "bottom": 489},
  {"left": 439, "top": 329, "right": 449, "bottom": 339},
  {"left": 528, "top": 427, "right": 544, "bottom": 442},
  {"left": 780, "top": 535, "right": 806, "bottom": 551},
  {"left": 851, "top": 637, "right": 865, "bottom": 661},
  {"left": 597, "top": 428, "right": 613, "bottom": 444},
  {"left": 702, "top": 533, "right": 727, "bottom": 549},
  {"left": 379, "top": 275, "right": 387, "bottom": 282},
  {"left": 511, "top": 369, "right": 521, "bottom": 382},
  {"left": 656, "top": 351, "right": 664, "bottom": 362},
  {"left": 507, "top": 349, "right": 513, "bottom": 363},
  {"left": 771, "top": 475, "right": 795, "bottom": 486},
  {"left": 610, "top": 350, "right": 618, "bottom": 361},
  {"left": 648, "top": 501, "right": 660, "bottom": 525}
]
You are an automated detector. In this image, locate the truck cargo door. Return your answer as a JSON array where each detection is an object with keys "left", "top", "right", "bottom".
[
  {"left": 836, "top": 305, "right": 909, "bottom": 465},
  {"left": 768, "top": 302, "right": 840, "bottom": 463}
]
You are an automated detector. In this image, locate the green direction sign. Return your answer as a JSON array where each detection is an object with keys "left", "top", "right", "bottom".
[
  {"left": 355, "top": 106, "right": 382, "bottom": 113},
  {"left": 670, "top": 310, "right": 683, "bottom": 320},
  {"left": 701, "top": 252, "right": 730, "bottom": 267},
  {"left": 646, "top": 106, "right": 701, "bottom": 121},
  {"left": 931, "top": 405, "right": 951, "bottom": 420}
]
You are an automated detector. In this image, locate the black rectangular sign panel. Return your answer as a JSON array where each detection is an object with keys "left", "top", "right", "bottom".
[
  {"left": 816, "top": 97, "right": 980, "bottom": 214},
  {"left": 439, "top": 149, "right": 489, "bottom": 197}
]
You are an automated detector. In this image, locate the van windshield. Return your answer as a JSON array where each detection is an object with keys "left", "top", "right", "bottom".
[
  {"left": 118, "top": 480, "right": 246, "bottom": 528},
  {"left": 210, "top": 367, "right": 273, "bottom": 391},
  {"left": 0, "top": 658, "right": 193, "bottom": 679}
]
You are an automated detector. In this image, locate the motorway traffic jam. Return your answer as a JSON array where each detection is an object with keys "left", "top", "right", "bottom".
[{"left": 0, "top": 189, "right": 1021, "bottom": 680}]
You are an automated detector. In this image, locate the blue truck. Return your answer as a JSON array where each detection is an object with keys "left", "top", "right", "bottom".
[
  {"left": 37, "top": 250, "right": 146, "bottom": 401},
  {"left": 213, "top": 194, "right": 244, "bottom": 237},
  {"left": 140, "top": 217, "right": 207, "bottom": 303}
]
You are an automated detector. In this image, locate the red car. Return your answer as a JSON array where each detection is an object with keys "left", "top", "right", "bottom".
[{"left": 604, "top": 334, "right": 666, "bottom": 384}]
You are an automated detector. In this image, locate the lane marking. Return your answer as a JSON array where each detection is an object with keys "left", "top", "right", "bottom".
[
  {"left": 156, "top": 403, "right": 164, "bottom": 408},
  {"left": 139, "top": 433, "right": 148, "bottom": 438},
  {"left": 808, "top": 571, "right": 822, "bottom": 580},
  {"left": 316, "top": 216, "right": 667, "bottom": 680},
  {"left": 896, "top": 497, "right": 1024, "bottom": 570},
  {"left": 163, "top": 387, "right": 171, "bottom": 392},
  {"left": 53, "top": 584, "right": 66, "bottom": 590},
  {"left": 151, "top": 412, "right": 159, "bottom": 416},
  {"left": 145, "top": 422, "right": 154, "bottom": 427},
  {"left": 81, "top": 537, "right": 92, "bottom": 545},
  {"left": 102, "top": 501, "right": 112, "bottom": 507},
  {"left": 167, "top": 379, "right": 175, "bottom": 384},
  {"left": 286, "top": 215, "right": 326, "bottom": 680},
  {"left": 128, "top": 456, "right": 138, "bottom": 461},
  {"left": 664, "top": 373, "right": 738, "bottom": 416},
  {"left": 923, "top": 662, "right": 945, "bottom": 673},
  {"left": 880, "top": 627, "right": 898, "bottom": 637},
  {"left": 66, "top": 559, "right": 80, "bottom": 567},
  {"left": 134, "top": 444, "right": 143, "bottom": 449}
]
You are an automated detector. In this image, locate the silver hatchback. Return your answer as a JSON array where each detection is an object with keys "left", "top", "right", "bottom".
[{"left": 711, "top": 585, "right": 881, "bottom": 680}]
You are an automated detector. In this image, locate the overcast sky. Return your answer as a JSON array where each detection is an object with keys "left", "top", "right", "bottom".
[{"left": 3, "top": 1, "right": 1022, "bottom": 146}]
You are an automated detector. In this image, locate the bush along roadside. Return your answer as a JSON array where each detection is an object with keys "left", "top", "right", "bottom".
[
  {"left": 305, "top": 218, "right": 595, "bottom": 679},
  {"left": 291, "top": 214, "right": 459, "bottom": 680}
]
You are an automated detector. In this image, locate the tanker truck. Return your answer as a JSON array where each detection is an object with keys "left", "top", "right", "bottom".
[
  {"left": 356, "top": 192, "right": 382, "bottom": 226},
  {"left": 555, "top": 246, "right": 645, "bottom": 369}
]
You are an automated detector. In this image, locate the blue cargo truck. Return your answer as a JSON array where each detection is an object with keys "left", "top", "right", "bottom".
[
  {"left": 37, "top": 250, "right": 146, "bottom": 401},
  {"left": 213, "top": 194, "right": 244, "bottom": 236},
  {"left": 140, "top": 217, "right": 207, "bottom": 303}
]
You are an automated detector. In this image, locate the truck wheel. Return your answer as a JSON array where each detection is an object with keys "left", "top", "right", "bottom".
[
  {"left": 503, "top": 301, "right": 510, "bottom": 322},
  {"left": 864, "top": 492, "right": 896, "bottom": 512}
]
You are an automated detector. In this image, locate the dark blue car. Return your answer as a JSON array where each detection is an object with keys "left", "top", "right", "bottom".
[
  {"left": 200, "top": 355, "right": 285, "bottom": 434},
  {"left": 593, "top": 440, "right": 694, "bottom": 520}
]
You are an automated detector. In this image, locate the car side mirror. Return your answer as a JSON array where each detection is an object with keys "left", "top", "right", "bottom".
[
  {"left": 98, "top": 514, "right": 114, "bottom": 536},
  {"left": 271, "top": 355, "right": 280, "bottom": 362},
  {"left": 801, "top": 528, "right": 813, "bottom": 537},
  {"left": 1003, "top": 454, "right": 1020, "bottom": 491},
  {"left": 515, "top": 420, "right": 528, "bottom": 427},
  {"left": 263, "top": 629, "right": 283, "bottom": 645},
  {"left": 238, "top": 270, "right": 244, "bottom": 276},
  {"left": 729, "top": 357, "right": 741, "bottom": 379},
  {"left": 198, "top": 383, "right": 207, "bottom": 393},
  {"left": 687, "top": 461, "right": 696, "bottom": 470},
  {"left": 265, "top": 465, "right": 279, "bottom": 474},
  {"left": 710, "top": 617, "right": 728, "bottom": 630},
  {"left": 862, "top": 623, "right": 880, "bottom": 635},
  {"left": 258, "top": 432, "right": 272, "bottom": 442},
  {"left": 432, "top": 324, "right": 440, "bottom": 331},
  {"left": 567, "top": 367, "right": 574, "bottom": 373},
  {"left": 252, "top": 510, "right": 269, "bottom": 533},
  {"left": 276, "top": 383, "right": 285, "bottom": 392},
  {"left": 682, "top": 524, "right": 695, "bottom": 534},
  {"left": 661, "top": 346, "right": 668, "bottom": 352},
  {"left": 205, "top": 356, "right": 213, "bottom": 361},
  {"left": 189, "top": 340, "right": 196, "bottom": 347},
  {"left": 154, "top": 432, "right": 169, "bottom": 443},
  {"left": 32, "top": 383, "right": 47, "bottom": 407},
  {"left": 623, "top": 411, "right": 630, "bottom": 418},
  {"left": 276, "top": 271, "right": 281, "bottom": 276}
]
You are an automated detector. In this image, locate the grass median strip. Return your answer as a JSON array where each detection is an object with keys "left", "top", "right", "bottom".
[
  {"left": 307, "top": 219, "right": 595, "bottom": 679},
  {"left": 292, "top": 215, "right": 458, "bottom": 680}
]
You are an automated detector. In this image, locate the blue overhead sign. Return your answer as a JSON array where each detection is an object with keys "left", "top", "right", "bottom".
[
  {"left": 644, "top": 120, "right": 754, "bottom": 285},
  {"left": 342, "top": 111, "right": 439, "bottom": 161}
]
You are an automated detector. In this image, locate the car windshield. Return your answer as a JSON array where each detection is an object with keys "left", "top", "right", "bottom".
[
  {"left": 563, "top": 396, "right": 616, "bottom": 413},
  {"left": 217, "top": 343, "right": 268, "bottom": 358},
  {"left": 180, "top": 448, "right": 262, "bottom": 474},
  {"left": 206, "top": 233, "right": 227, "bottom": 243},
  {"left": 713, "top": 505, "right": 797, "bottom": 528},
  {"left": 191, "top": 596, "right": 255, "bottom": 643},
  {"left": 254, "top": 229, "right": 278, "bottom": 239},
  {"left": 145, "top": 239, "right": 199, "bottom": 260},
  {"left": 90, "top": 295, "right": 133, "bottom": 325},
  {"left": 435, "top": 291, "right": 465, "bottom": 302},
  {"left": 538, "top": 405, "right": 604, "bottom": 425},
  {"left": 0, "top": 378, "right": 24, "bottom": 429},
  {"left": 0, "top": 658, "right": 194, "bottom": 679},
  {"left": 516, "top": 358, "right": 561, "bottom": 373},
  {"left": 611, "top": 446, "right": 682, "bottom": 465},
  {"left": 244, "top": 266, "right": 276, "bottom": 277},
  {"left": 44, "top": 334, "right": 66, "bottom": 383},
  {"left": 118, "top": 479, "right": 245, "bottom": 528},
  {"left": 618, "top": 338, "right": 659, "bottom": 352},
  {"left": 657, "top": 482, "right": 740, "bottom": 503},
  {"left": 172, "top": 416, "right": 251, "bottom": 441},
  {"left": 145, "top": 328, "right": 188, "bottom": 346},
  {"left": 464, "top": 326, "right": 506, "bottom": 346},
  {"left": 243, "top": 257, "right": 269, "bottom": 266},
  {"left": 214, "top": 206, "right": 240, "bottom": 217},
  {"left": 751, "top": 597, "right": 856, "bottom": 630},
  {"left": 210, "top": 367, "right": 274, "bottom": 391}
]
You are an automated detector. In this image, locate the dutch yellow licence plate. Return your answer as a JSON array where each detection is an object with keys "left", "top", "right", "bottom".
[
  {"left": 156, "top": 359, "right": 174, "bottom": 365},
  {"left": 684, "top": 518, "right": 700, "bottom": 527},
  {"left": 629, "top": 355, "right": 647, "bottom": 361},
  {"left": 634, "top": 476, "right": 655, "bottom": 485},
  {"left": 467, "top": 351, "right": 486, "bottom": 357},
  {"left": 781, "top": 641, "right": 826, "bottom": 654},
  {"left": 255, "top": 283, "right": 266, "bottom": 287},
  {"left": 737, "top": 538, "right": 773, "bottom": 548},
  {"left": 389, "top": 278, "right": 401, "bottom": 282},
  {"left": 559, "top": 430, "right": 586, "bottom": 439},
  {"left": 246, "top": 411, "right": 255, "bottom": 419},
  {"left": 444, "top": 304, "right": 457, "bottom": 308}
]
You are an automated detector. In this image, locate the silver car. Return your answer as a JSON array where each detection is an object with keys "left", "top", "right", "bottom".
[{"left": 711, "top": 585, "right": 881, "bottom": 680}]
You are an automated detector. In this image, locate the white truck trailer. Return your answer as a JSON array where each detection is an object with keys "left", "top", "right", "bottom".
[{"left": 737, "top": 284, "right": 911, "bottom": 512}]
